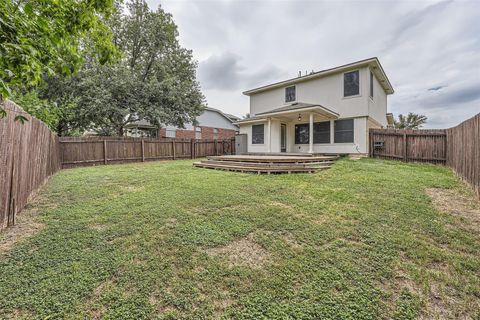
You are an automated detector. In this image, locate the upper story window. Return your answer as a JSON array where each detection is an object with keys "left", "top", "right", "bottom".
[
  {"left": 252, "top": 124, "right": 264, "bottom": 144},
  {"left": 370, "top": 71, "right": 374, "bottom": 98},
  {"left": 285, "top": 86, "right": 296, "bottom": 102},
  {"left": 344, "top": 70, "right": 359, "bottom": 97}
]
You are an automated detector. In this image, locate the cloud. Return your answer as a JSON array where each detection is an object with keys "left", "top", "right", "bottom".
[
  {"left": 198, "top": 52, "right": 286, "bottom": 91},
  {"left": 147, "top": 0, "right": 480, "bottom": 125},
  {"left": 428, "top": 86, "right": 446, "bottom": 91}
]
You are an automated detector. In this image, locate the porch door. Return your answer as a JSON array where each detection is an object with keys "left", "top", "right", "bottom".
[{"left": 281, "top": 123, "right": 287, "bottom": 152}]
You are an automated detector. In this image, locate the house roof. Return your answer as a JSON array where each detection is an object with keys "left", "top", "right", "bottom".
[
  {"left": 205, "top": 107, "right": 240, "bottom": 125},
  {"left": 243, "top": 57, "right": 394, "bottom": 96},
  {"left": 234, "top": 102, "right": 339, "bottom": 125}
]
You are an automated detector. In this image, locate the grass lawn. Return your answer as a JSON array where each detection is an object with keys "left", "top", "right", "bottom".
[{"left": 0, "top": 158, "right": 479, "bottom": 319}]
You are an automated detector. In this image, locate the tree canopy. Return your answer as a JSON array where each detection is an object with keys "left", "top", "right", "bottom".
[
  {"left": 0, "top": 0, "right": 116, "bottom": 100},
  {"left": 394, "top": 112, "right": 428, "bottom": 129}
]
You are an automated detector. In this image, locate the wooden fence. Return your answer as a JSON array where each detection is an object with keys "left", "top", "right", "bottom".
[
  {"left": 370, "top": 112, "right": 479, "bottom": 197},
  {"left": 59, "top": 136, "right": 235, "bottom": 168},
  {"left": 369, "top": 129, "right": 447, "bottom": 164},
  {"left": 446, "top": 113, "right": 479, "bottom": 197},
  {"left": 0, "top": 100, "right": 61, "bottom": 230}
]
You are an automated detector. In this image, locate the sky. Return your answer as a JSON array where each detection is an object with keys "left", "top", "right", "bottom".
[{"left": 146, "top": 0, "right": 480, "bottom": 128}]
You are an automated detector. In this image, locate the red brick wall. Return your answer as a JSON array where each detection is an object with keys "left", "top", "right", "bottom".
[{"left": 158, "top": 126, "right": 236, "bottom": 140}]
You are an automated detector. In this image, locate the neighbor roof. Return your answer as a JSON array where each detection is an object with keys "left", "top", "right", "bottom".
[
  {"left": 243, "top": 57, "right": 394, "bottom": 96},
  {"left": 206, "top": 107, "right": 239, "bottom": 125}
]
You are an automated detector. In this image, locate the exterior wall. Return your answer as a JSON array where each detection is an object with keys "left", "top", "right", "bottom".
[
  {"left": 159, "top": 126, "right": 236, "bottom": 140},
  {"left": 238, "top": 116, "right": 369, "bottom": 154},
  {"left": 250, "top": 67, "right": 371, "bottom": 118},
  {"left": 196, "top": 110, "right": 238, "bottom": 130},
  {"left": 158, "top": 109, "right": 238, "bottom": 139},
  {"left": 367, "top": 69, "right": 388, "bottom": 126}
]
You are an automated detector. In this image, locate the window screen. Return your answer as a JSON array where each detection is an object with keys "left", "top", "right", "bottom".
[
  {"left": 313, "top": 121, "right": 330, "bottom": 143},
  {"left": 344, "top": 70, "right": 359, "bottom": 97},
  {"left": 295, "top": 123, "right": 309, "bottom": 144},
  {"left": 285, "top": 86, "right": 296, "bottom": 102},
  {"left": 252, "top": 124, "right": 264, "bottom": 144},
  {"left": 195, "top": 127, "right": 201, "bottom": 139},
  {"left": 165, "top": 129, "right": 176, "bottom": 138},
  {"left": 334, "top": 119, "right": 354, "bottom": 143}
]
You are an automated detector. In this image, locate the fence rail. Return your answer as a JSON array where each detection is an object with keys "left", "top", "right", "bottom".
[
  {"left": 59, "top": 137, "right": 235, "bottom": 168},
  {"left": 0, "top": 100, "right": 61, "bottom": 230}
]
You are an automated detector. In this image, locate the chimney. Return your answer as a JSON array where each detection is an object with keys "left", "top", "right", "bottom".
[{"left": 298, "top": 71, "right": 301, "bottom": 77}]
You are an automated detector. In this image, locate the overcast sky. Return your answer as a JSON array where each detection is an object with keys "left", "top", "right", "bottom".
[{"left": 146, "top": 0, "right": 479, "bottom": 128}]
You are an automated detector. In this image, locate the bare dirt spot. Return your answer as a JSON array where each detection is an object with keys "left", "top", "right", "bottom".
[
  {"left": 206, "top": 234, "right": 271, "bottom": 269},
  {"left": 0, "top": 206, "right": 44, "bottom": 255},
  {"left": 281, "top": 232, "right": 304, "bottom": 251},
  {"left": 120, "top": 185, "right": 145, "bottom": 193},
  {"left": 269, "top": 201, "right": 293, "bottom": 210},
  {"left": 89, "top": 223, "right": 107, "bottom": 231},
  {"left": 426, "top": 188, "right": 480, "bottom": 230}
]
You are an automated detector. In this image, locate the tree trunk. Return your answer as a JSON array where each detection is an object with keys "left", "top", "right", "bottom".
[{"left": 117, "top": 126, "right": 124, "bottom": 137}]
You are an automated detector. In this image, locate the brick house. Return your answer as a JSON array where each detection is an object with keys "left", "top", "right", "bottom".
[{"left": 125, "top": 108, "right": 239, "bottom": 139}]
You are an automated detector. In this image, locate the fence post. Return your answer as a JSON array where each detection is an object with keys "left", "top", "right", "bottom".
[
  {"left": 103, "top": 139, "right": 108, "bottom": 165},
  {"left": 231, "top": 138, "right": 235, "bottom": 155},
  {"left": 214, "top": 139, "right": 218, "bottom": 156},
  {"left": 141, "top": 139, "right": 145, "bottom": 162},
  {"left": 369, "top": 130, "right": 373, "bottom": 157},
  {"left": 191, "top": 138, "right": 195, "bottom": 159},
  {"left": 172, "top": 140, "right": 176, "bottom": 160},
  {"left": 403, "top": 132, "right": 408, "bottom": 162}
]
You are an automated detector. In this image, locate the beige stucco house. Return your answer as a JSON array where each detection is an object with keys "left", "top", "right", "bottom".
[{"left": 235, "top": 57, "right": 394, "bottom": 155}]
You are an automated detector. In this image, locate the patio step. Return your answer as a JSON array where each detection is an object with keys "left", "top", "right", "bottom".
[
  {"left": 207, "top": 155, "right": 339, "bottom": 164},
  {"left": 200, "top": 160, "right": 334, "bottom": 168},
  {"left": 193, "top": 154, "right": 339, "bottom": 174},
  {"left": 193, "top": 161, "right": 330, "bottom": 174}
]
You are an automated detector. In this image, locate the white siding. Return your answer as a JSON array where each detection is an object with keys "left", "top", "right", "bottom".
[{"left": 250, "top": 67, "right": 372, "bottom": 119}]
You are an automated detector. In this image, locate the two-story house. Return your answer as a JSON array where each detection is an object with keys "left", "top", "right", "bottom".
[{"left": 235, "top": 57, "right": 394, "bottom": 155}]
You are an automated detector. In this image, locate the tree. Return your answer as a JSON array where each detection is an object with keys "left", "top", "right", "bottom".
[
  {"left": 394, "top": 112, "right": 428, "bottom": 129},
  {"left": 69, "top": 0, "right": 204, "bottom": 136},
  {"left": 0, "top": 0, "right": 116, "bottom": 108}
]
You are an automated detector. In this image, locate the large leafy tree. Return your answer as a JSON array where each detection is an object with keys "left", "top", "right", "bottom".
[
  {"left": 0, "top": 0, "right": 116, "bottom": 107},
  {"left": 394, "top": 112, "right": 428, "bottom": 129},
  {"left": 44, "top": 0, "right": 204, "bottom": 136}
]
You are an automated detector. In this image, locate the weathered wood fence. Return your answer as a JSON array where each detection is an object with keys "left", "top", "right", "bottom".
[
  {"left": 370, "top": 112, "right": 479, "bottom": 197},
  {"left": 59, "top": 137, "right": 235, "bottom": 168},
  {"left": 445, "top": 113, "right": 479, "bottom": 197},
  {"left": 0, "top": 100, "right": 61, "bottom": 230},
  {"left": 369, "top": 129, "right": 447, "bottom": 164}
]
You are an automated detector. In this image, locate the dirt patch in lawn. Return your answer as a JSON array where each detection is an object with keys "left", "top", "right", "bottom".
[
  {"left": 206, "top": 234, "right": 271, "bottom": 269},
  {"left": 426, "top": 188, "right": 480, "bottom": 230},
  {"left": 0, "top": 206, "right": 44, "bottom": 255}
]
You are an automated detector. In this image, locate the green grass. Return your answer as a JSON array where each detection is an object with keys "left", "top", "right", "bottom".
[{"left": 0, "top": 158, "right": 479, "bottom": 319}]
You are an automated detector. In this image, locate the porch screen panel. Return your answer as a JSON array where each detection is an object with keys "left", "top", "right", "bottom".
[
  {"left": 313, "top": 121, "right": 330, "bottom": 143},
  {"left": 295, "top": 124, "right": 309, "bottom": 144},
  {"left": 334, "top": 119, "right": 354, "bottom": 143},
  {"left": 252, "top": 124, "right": 264, "bottom": 144}
]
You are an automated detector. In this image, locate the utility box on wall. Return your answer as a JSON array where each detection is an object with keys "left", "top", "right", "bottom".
[{"left": 235, "top": 134, "right": 247, "bottom": 155}]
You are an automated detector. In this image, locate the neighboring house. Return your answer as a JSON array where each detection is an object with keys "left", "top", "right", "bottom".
[
  {"left": 235, "top": 57, "right": 394, "bottom": 155},
  {"left": 125, "top": 107, "right": 239, "bottom": 139}
]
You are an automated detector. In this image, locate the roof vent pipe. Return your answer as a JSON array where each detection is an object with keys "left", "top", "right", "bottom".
[{"left": 298, "top": 71, "right": 301, "bottom": 77}]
